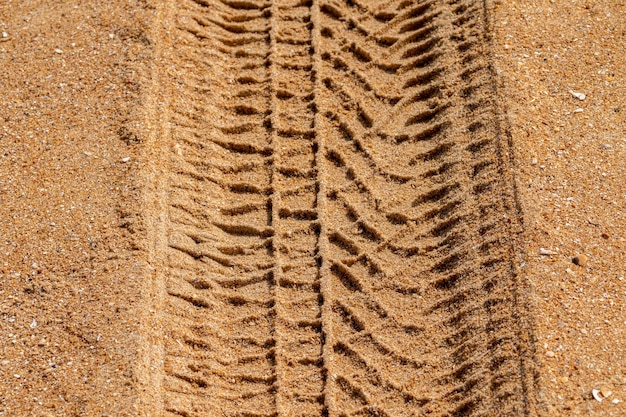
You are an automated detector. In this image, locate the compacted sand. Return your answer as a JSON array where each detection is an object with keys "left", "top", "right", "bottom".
[{"left": 0, "top": 1, "right": 623, "bottom": 416}]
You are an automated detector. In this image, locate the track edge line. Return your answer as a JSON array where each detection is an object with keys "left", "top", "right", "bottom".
[
  {"left": 133, "top": 1, "right": 175, "bottom": 415},
  {"left": 483, "top": 0, "right": 541, "bottom": 415}
]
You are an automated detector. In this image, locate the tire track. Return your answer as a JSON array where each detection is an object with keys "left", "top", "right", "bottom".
[
  {"left": 163, "top": 1, "right": 276, "bottom": 415},
  {"left": 316, "top": 0, "right": 532, "bottom": 415},
  {"left": 147, "top": 0, "right": 537, "bottom": 416}
]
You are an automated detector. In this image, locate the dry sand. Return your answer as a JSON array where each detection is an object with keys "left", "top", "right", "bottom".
[
  {"left": 493, "top": 0, "right": 625, "bottom": 415},
  {"left": 0, "top": 0, "right": 623, "bottom": 416}
]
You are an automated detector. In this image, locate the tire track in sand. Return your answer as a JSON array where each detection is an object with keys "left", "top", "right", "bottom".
[{"left": 147, "top": 0, "right": 537, "bottom": 416}]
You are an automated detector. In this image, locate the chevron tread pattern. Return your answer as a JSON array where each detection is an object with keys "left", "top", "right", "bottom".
[{"left": 153, "top": 0, "right": 536, "bottom": 416}]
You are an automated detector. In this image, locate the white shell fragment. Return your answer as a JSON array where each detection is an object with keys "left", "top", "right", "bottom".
[
  {"left": 592, "top": 386, "right": 613, "bottom": 402},
  {"left": 569, "top": 90, "right": 586, "bottom": 100},
  {"left": 592, "top": 389, "right": 604, "bottom": 402},
  {"left": 539, "top": 248, "right": 558, "bottom": 255}
]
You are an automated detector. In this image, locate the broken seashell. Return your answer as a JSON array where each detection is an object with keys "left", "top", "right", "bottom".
[
  {"left": 569, "top": 90, "right": 586, "bottom": 100},
  {"left": 540, "top": 248, "right": 558, "bottom": 255},
  {"left": 592, "top": 389, "right": 604, "bottom": 402},
  {"left": 592, "top": 386, "right": 612, "bottom": 402}
]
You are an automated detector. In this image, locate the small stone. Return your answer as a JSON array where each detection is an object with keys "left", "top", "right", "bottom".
[
  {"left": 531, "top": 158, "right": 538, "bottom": 165},
  {"left": 601, "top": 144, "right": 612, "bottom": 149},
  {"left": 54, "top": 48, "right": 63, "bottom": 54},
  {"left": 14, "top": 374, "right": 20, "bottom": 378},
  {"left": 612, "top": 399, "right": 620, "bottom": 404},
  {"left": 569, "top": 90, "right": 586, "bottom": 100},
  {"left": 545, "top": 350, "right": 555, "bottom": 358},
  {"left": 109, "top": 33, "right": 115, "bottom": 39},
  {"left": 540, "top": 248, "right": 558, "bottom": 256},
  {"left": 600, "top": 385, "right": 613, "bottom": 398},
  {"left": 558, "top": 376, "right": 569, "bottom": 383},
  {"left": 572, "top": 254, "right": 588, "bottom": 266},
  {"left": 573, "top": 108, "right": 584, "bottom": 113},
  {"left": 1, "top": 32, "right": 8, "bottom": 38},
  {"left": 30, "top": 319, "right": 37, "bottom": 329},
  {"left": 121, "top": 157, "right": 131, "bottom": 163}
]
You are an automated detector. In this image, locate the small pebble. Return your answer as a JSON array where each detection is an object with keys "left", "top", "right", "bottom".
[
  {"left": 54, "top": 48, "right": 63, "bottom": 54},
  {"left": 600, "top": 385, "right": 613, "bottom": 398},
  {"left": 545, "top": 350, "right": 555, "bottom": 358},
  {"left": 121, "top": 157, "right": 131, "bottom": 163},
  {"left": 573, "top": 108, "right": 584, "bottom": 113},
  {"left": 569, "top": 90, "right": 586, "bottom": 100},
  {"left": 531, "top": 158, "right": 538, "bottom": 165},
  {"left": 1, "top": 32, "right": 8, "bottom": 38},
  {"left": 601, "top": 144, "right": 612, "bottom": 149},
  {"left": 29, "top": 319, "right": 37, "bottom": 329},
  {"left": 572, "top": 254, "right": 588, "bottom": 266},
  {"left": 109, "top": 33, "right": 115, "bottom": 39}
]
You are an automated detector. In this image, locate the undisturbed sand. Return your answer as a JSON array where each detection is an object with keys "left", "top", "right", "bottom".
[
  {"left": 0, "top": 0, "right": 624, "bottom": 416},
  {"left": 494, "top": 0, "right": 626, "bottom": 415}
]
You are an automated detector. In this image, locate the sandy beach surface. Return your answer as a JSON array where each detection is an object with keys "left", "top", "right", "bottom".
[{"left": 0, "top": 0, "right": 623, "bottom": 415}]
